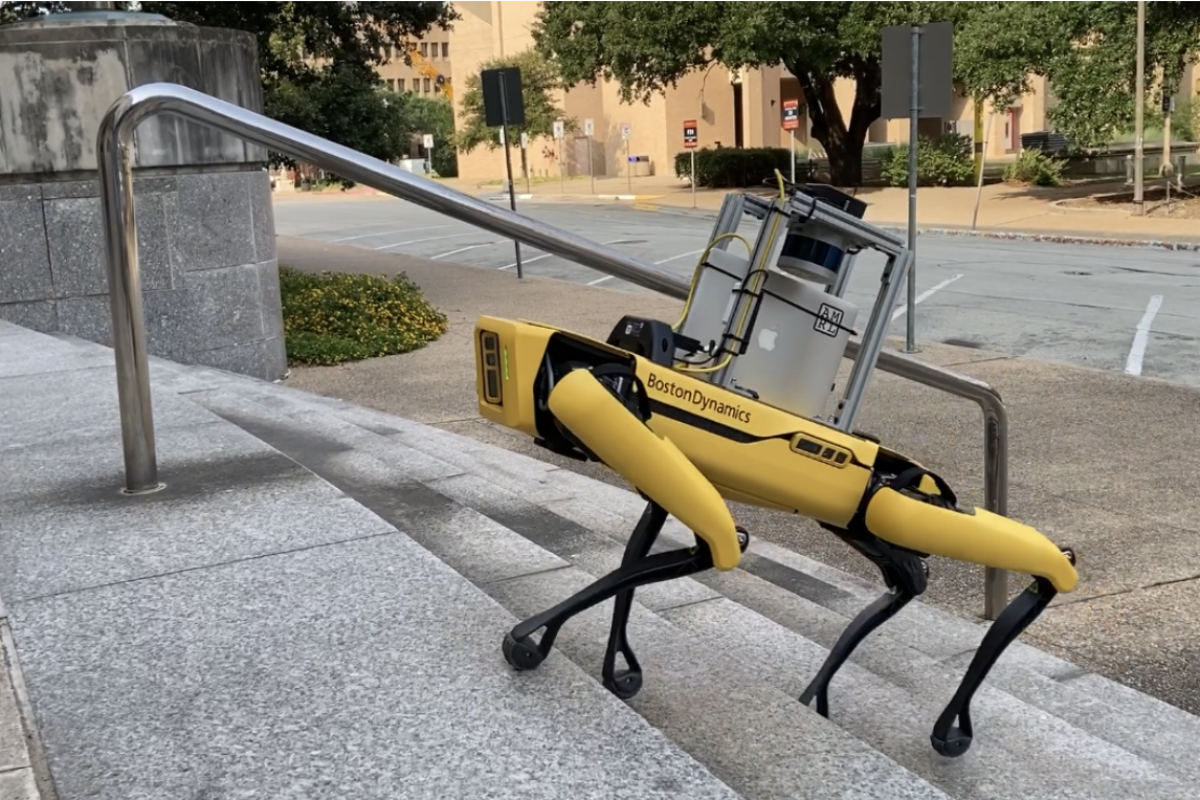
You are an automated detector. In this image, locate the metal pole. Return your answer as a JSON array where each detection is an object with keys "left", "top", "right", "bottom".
[
  {"left": 97, "top": 83, "right": 1011, "bottom": 622},
  {"left": 971, "top": 112, "right": 992, "bottom": 231},
  {"left": 499, "top": 84, "right": 523, "bottom": 279},
  {"left": 627, "top": 137, "right": 633, "bottom": 194},
  {"left": 1133, "top": 0, "right": 1146, "bottom": 214},
  {"left": 98, "top": 118, "right": 161, "bottom": 494},
  {"left": 691, "top": 149, "right": 697, "bottom": 208},
  {"left": 905, "top": 25, "right": 920, "bottom": 354},
  {"left": 790, "top": 130, "right": 796, "bottom": 184},
  {"left": 588, "top": 136, "right": 595, "bottom": 194}
]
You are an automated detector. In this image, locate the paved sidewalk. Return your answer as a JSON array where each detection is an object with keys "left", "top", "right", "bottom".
[{"left": 278, "top": 235, "right": 1200, "bottom": 717}]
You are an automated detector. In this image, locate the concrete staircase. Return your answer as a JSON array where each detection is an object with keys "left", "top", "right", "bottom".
[{"left": 3, "top": 320, "right": 1197, "bottom": 800}]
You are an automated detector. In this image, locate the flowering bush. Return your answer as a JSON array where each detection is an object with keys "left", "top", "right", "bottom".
[{"left": 279, "top": 266, "right": 448, "bottom": 366}]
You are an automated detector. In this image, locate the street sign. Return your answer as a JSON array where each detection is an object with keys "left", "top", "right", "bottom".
[
  {"left": 1163, "top": 95, "right": 1176, "bottom": 114},
  {"left": 480, "top": 66, "right": 525, "bottom": 126},
  {"left": 782, "top": 99, "right": 801, "bottom": 131},
  {"left": 683, "top": 119, "right": 698, "bottom": 148},
  {"left": 498, "top": 127, "right": 505, "bottom": 145},
  {"left": 520, "top": 132, "right": 529, "bottom": 149},
  {"left": 422, "top": 133, "right": 434, "bottom": 149},
  {"left": 553, "top": 120, "right": 565, "bottom": 139},
  {"left": 620, "top": 123, "right": 632, "bottom": 141},
  {"left": 583, "top": 118, "right": 595, "bottom": 137},
  {"left": 880, "top": 22, "right": 953, "bottom": 119}
]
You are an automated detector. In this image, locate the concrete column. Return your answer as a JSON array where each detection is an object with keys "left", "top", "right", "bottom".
[{"left": 0, "top": 11, "right": 285, "bottom": 380}]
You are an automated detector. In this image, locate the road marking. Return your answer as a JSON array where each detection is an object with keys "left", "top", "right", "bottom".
[
  {"left": 588, "top": 248, "right": 705, "bottom": 286},
  {"left": 327, "top": 225, "right": 448, "bottom": 243},
  {"left": 373, "top": 232, "right": 473, "bottom": 250},
  {"left": 432, "top": 242, "right": 503, "bottom": 260},
  {"left": 498, "top": 238, "right": 642, "bottom": 273},
  {"left": 891, "top": 274, "right": 964, "bottom": 321},
  {"left": 1125, "top": 295, "right": 1164, "bottom": 376}
]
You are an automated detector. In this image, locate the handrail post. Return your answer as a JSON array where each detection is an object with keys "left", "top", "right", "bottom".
[
  {"left": 983, "top": 403, "right": 1010, "bottom": 620},
  {"left": 98, "top": 116, "right": 161, "bottom": 495}
]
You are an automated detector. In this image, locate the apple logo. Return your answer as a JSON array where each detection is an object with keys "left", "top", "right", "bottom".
[{"left": 758, "top": 328, "right": 778, "bottom": 352}]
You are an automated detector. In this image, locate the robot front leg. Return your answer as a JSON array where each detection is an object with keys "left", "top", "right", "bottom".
[
  {"left": 930, "top": 551, "right": 1074, "bottom": 757},
  {"left": 800, "top": 526, "right": 928, "bottom": 718},
  {"left": 503, "top": 500, "right": 733, "bottom": 689}
]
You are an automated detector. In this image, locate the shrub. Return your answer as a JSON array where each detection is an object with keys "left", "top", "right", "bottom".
[
  {"left": 880, "top": 133, "right": 976, "bottom": 187},
  {"left": 278, "top": 266, "right": 448, "bottom": 366},
  {"left": 674, "top": 147, "right": 794, "bottom": 188},
  {"left": 1002, "top": 148, "right": 1067, "bottom": 187}
]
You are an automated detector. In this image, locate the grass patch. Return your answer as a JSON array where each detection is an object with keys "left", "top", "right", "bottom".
[{"left": 279, "top": 266, "right": 448, "bottom": 366}]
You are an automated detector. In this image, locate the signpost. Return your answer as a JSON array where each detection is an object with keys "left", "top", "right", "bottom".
[
  {"left": 584, "top": 117, "right": 595, "bottom": 194},
  {"left": 422, "top": 133, "right": 434, "bottom": 175},
  {"left": 553, "top": 120, "right": 565, "bottom": 192},
  {"left": 481, "top": 66, "right": 526, "bottom": 277},
  {"left": 781, "top": 99, "right": 801, "bottom": 184},
  {"left": 684, "top": 119, "right": 698, "bottom": 207},
  {"left": 881, "top": 21, "right": 953, "bottom": 353},
  {"left": 620, "top": 123, "right": 633, "bottom": 193}
]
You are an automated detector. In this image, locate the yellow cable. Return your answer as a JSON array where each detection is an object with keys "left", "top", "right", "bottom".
[
  {"left": 675, "top": 172, "right": 789, "bottom": 375},
  {"left": 671, "top": 232, "right": 753, "bottom": 331}
]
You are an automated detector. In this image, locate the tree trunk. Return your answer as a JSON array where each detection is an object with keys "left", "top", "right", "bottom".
[{"left": 790, "top": 61, "right": 881, "bottom": 187}]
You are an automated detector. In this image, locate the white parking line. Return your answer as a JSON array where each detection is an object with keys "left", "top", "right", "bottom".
[
  {"left": 891, "top": 274, "right": 964, "bottom": 321},
  {"left": 588, "top": 248, "right": 705, "bottom": 286},
  {"left": 1125, "top": 295, "right": 1164, "bottom": 376},
  {"left": 327, "top": 225, "right": 448, "bottom": 243},
  {"left": 373, "top": 232, "right": 473, "bottom": 251},
  {"left": 432, "top": 242, "right": 503, "bottom": 260},
  {"left": 498, "top": 238, "right": 643, "bottom": 272}
]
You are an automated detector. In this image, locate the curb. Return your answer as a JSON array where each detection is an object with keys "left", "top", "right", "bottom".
[
  {"left": 628, "top": 202, "right": 1200, "bottom": 252},
  {"left": 0, "top": 620, "right": 56, "bottom": 800}
]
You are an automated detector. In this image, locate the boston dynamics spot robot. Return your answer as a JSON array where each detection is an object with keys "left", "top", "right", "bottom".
[{"left": 473, "top": 176, "right": 1078, "bottom": 758}]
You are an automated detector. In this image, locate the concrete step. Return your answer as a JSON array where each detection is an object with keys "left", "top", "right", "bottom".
[
  {"left": 178, "top": 377, "right": 1193, "bottom": 800},
  {"left": 161, "top": 357, "right": 1200, "bottom": 790},
  {"left": 185, "top": 384, "right": 951, "bottom": 800}
]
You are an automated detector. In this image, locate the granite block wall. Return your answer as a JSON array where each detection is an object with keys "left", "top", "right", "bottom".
[
  {"left": 0, "top": 169, "right": 285, "bottom": 380},
  {"left": 0, "top": 18, "right": 285, "bottom": 380}
]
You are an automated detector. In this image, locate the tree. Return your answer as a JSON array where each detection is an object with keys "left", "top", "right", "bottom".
[
  {"left": 532, "top": 1, "right": 953, "bottom": 185},
  {"left": 456, "top": 48, "right": 576, "bottom": 155},
  {"left": 134, "top": 2, "right": 460, "bottom": 171},
  {"left": 390, "top": 92, "right": 459, "bottom": 177}
]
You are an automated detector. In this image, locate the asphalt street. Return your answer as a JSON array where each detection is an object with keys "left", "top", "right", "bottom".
[{"left": 273, "top": 196, "right": 1200, "bottom": 387}]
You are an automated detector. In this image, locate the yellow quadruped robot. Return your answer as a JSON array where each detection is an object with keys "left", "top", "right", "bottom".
[{"left": 474, "top": 175, "right": 1078, "bottom": 758}]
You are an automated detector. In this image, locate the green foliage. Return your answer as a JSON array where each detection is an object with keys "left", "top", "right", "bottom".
[
  {"left": 1002, "top": 148, "right": 1067, "bottom": 187},
  {"left": 388, "top": 92, "right": 459, "bottom": 177},
  {"left": 879, "top": 134, "right": 976, "bottom": 187},
  {"left": 0, "top": 2, "right": 69, "bottom": 25},
  {"left": 278, "top": 267, "right": 448, "bottom": 366},
  {"left": 134, "top": 2, "right": 459, "bottom": 169},
  {"left": 533, "top": 1, "right": 938, "bottom": 185},
  {"left": 456, "top": 48, "right": 575, "bottom": 153},
  {"left": 673, "top": 147, "right": 793, "bottom": 189}
]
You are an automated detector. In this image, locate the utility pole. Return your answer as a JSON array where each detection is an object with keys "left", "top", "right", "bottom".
[{"left": 1133, "top": 0, "right": 1146, "bottom": 215}]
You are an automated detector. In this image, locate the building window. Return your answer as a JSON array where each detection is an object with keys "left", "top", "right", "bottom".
[
  {"left": 387, "top": 78, "right": 396, "bottom": 91},
  {"left": 420, "top": 42, "right": 428, "bottom": 58},
  {"left": 397, "top": 78, "right": 406, "bottom": 92},
  {"left": 441, "top": 42, "right": 449, "bottom": 59},
  {"left": 423, "top": 77, "right": 431, "bottom": 93}
]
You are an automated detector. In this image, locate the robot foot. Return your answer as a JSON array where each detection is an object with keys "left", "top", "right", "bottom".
[
  {"left": 930, "top": 551, "right": 1074, "bottom": 758},
  {"left": 799, "top": 585, "right": 916, "bottom": 717},
  {"left": 503, "top": 501, "right": 747, "bottom": 699}
]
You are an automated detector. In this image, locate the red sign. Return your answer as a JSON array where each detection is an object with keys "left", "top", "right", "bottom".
[
  {"left": 683, "top": 119, "right": 699, "bottom": 148},
  {"left": 782, "top": 99, "right": 800, "bottom": 131}
]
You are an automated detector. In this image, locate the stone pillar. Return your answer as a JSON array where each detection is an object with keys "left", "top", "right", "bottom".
[{"left": 0, "top": 12, "right": 286, "bottom": 380}]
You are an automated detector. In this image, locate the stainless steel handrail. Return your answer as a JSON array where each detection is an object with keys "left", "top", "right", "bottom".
[{"left": 98, "top": 82, "right": 1009, "bottom": 619}]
